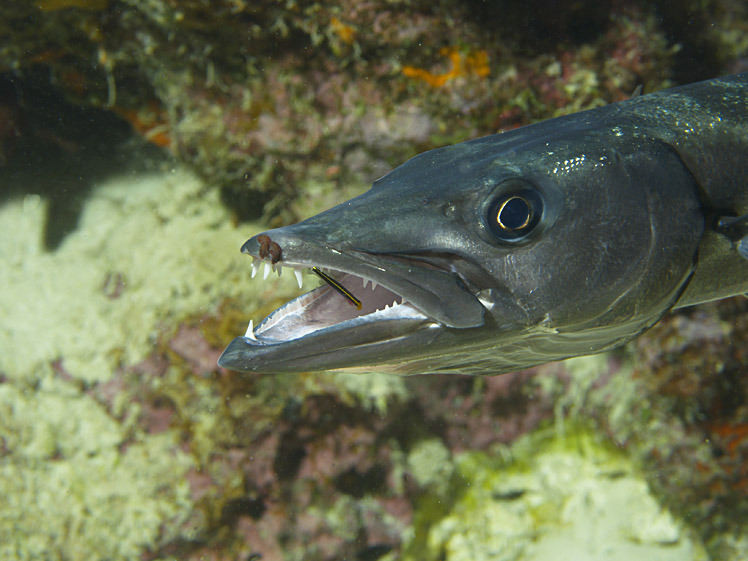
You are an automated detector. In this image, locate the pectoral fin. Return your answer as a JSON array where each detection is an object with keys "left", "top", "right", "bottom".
[
  {"left": 738, "top": 236, "right": 748, "bottom": 261},
  {"left": 716, "top": 213, "right": 748, "bottom": 261}
]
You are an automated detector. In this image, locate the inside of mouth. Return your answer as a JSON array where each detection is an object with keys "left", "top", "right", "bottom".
[{"left": 253, "top": 269, "right": 406, "bottom": 341}]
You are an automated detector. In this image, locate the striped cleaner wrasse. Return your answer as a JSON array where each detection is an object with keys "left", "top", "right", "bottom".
[{"left": 219, "top": 73, "right": 748, "bottom": 375}]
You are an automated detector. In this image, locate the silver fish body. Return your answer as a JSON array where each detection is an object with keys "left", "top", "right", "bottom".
[{"left": 219, "top": 73, "right": 748, "bottom": 375}]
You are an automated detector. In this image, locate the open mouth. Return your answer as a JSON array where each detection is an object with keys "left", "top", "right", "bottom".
[
  {"left": 218, "top": 231, "right": 488, "bottom": 373},
  {"left": 223, "top": 227, "right": 489, "bottom": 362},
  {"left": 244, "top": 258, "right": 427, "bottom": 344}
]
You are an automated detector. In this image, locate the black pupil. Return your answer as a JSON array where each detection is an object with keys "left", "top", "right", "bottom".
[{"left": 499, "top": 197, "right": 530, "bottom": 230}]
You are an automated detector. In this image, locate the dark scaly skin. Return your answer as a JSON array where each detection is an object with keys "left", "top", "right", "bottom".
[{"left": 220, "top": 74, "right": 748, "bottom": 375}]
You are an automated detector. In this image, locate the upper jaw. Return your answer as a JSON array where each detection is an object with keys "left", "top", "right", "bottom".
[{"left": 240, "top": 229, "right": 487, "bottom": 330}]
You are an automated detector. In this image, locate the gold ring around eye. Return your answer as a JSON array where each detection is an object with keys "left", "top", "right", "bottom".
[{"left": 497, "top": 196, "right": 531, "bottom": 230}]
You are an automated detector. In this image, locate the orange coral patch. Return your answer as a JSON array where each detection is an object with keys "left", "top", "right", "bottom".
[
  {"left": 402, "top": 47, "right": 490, "bottom": 87},
  {"left": 115, "top": 104, "right": 172, "bottom": 149},
  {"left": 712, "top": 423, "right": 748, "bottom": 457},
  {"left": 330, "top": 17, "right": 355, "bottom": 44}
]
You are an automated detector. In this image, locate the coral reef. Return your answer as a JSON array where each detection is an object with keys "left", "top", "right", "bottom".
[
  {"left": 413, "top": 425, "right": 708, "bottom": 561},
  {"left": 5, "top": 0, "right": 746, "bottom": 225},
  {"left": 1, "top": 0, "right": 748, "bottom": 559},
  {"left": 628, "top": 299, "right": 748, "bottom": 558},
  {"left": 2, "top": 162, "right": 748, "bottom": 560},
  {"left": 0, "top": 370, "right": 194, "bottom": 561}
]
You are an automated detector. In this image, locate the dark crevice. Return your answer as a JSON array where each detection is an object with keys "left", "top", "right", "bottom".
[
  {"left": 0, "top": 70, "right": 170, "bottom": 250},
  {"left": 273, "top": 431, "right": 307, "bottom": 481},
  {"left": 221, "top": 496, "right": 266, "bottom": 525},
  {"left": 334, "top": 464, "right": 388, "bottom": 498}
]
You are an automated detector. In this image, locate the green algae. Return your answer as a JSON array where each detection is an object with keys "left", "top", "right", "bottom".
[
  {"left": 0, "top": 166, "right": 299, "bottom": 385},
  {"left": 0, "top": 164, "right": 301, "bottom": 559},
  {"left": 0, "top": 371, "right": 194, "bottom": 561},
  {"left": 0, "top": 161, "right": 418, "bottom": 559},
  {"left": 407, "top": 438, "right": 454, "bottom": 496},
  {"left": 405, "top": 424, "right": 709, "bottom": 561},
  {"left": 329, "top": 371, "right": 409, "bottom": 414}
]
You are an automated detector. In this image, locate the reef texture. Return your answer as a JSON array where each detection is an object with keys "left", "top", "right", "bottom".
[
  {"left": 1, "top": 0, "right": 748, "bottom": 560},
  {"left": 3, "top": 0, "right": 747, "bottom": 227}
]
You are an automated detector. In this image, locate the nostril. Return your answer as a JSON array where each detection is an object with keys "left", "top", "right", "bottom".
[{"left": 256, "top": 234, "right": 282, "bottom": 264}]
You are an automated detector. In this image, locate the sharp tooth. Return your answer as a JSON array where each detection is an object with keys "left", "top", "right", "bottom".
[
  {"left": 276, "top": 265, "right": 282, "bottom": 277},
  {"left": 371, "top": 280, "right": 377, "bottom": 290},
  {"left": 293, "top": 268, "right": 303, "bottom": 289},
  {"left": 244, "top": 319, "right": 257, "bottom": 340},
  {"left": 476, "top": 289, "right": 495, "bottom": 310},
  {"left": 251, "top": 258, "right": 259, "bottom": 279},
  {"left": 263, "top": 262, "right": 271, "bottom": 280},
  {"left": 363, "top": 278, "right": 369, "bottom": 289}
]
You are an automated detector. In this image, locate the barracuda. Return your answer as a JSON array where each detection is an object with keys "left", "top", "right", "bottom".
[{"left": 219, "top": 73, "right": 748, "bottom": 375}]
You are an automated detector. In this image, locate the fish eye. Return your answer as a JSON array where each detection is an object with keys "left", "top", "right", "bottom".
[{"left": 486, "top": 187, "right": 543, "bottom": 241}]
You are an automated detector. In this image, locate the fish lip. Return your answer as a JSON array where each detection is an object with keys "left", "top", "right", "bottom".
[{"left": 217, "top": 307, "right": 433, "bottom": 373}]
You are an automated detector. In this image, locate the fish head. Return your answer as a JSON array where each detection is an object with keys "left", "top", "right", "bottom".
[{"left": 219, "top": 120, "right": 703, "bottom": 375}]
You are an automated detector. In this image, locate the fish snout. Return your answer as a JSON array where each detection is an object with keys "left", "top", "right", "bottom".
[{"left": 241, "top": 229, "right": 309, "bottom": 265}]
